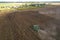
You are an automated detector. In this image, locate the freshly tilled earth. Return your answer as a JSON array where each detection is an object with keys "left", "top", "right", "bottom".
[{"left": 0, "top": 6, "right": 60, "bottom": 40}]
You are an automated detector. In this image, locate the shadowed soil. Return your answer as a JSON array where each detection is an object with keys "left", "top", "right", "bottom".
[{"left": 0, "top": 6, "right": 60, "bottom": 40}]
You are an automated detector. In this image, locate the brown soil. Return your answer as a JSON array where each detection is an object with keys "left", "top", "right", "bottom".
[{"left": 0, "top": 6, "right": 60, "bottom": 40}]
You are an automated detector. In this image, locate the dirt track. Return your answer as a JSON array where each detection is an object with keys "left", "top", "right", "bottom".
[{"left": 0, "top": 6, "right": 60, "bottom": 40}]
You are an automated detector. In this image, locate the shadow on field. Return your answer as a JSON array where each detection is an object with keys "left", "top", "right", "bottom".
[{"left": 0, "top": 10, "right": 60, "bottom": 40}]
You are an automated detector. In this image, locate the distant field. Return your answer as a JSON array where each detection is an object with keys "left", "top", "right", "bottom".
[
  {"left": 0, "top": 3, "right": 25, "bottom": 10},
  {"left": 0, "top": 3, "right": 45, "bottom": 10}
]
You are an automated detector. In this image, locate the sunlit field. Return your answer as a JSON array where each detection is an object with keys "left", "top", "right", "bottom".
[
  {"left": 0, "top": 3, "right": 27, "bottom": 15},
  {"left": 0, "top": 2, "right": 45, "bottom": 10},
  {"left": 0, "top": 3, "right": 25, "bottom": 10}
]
